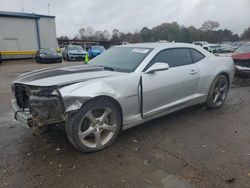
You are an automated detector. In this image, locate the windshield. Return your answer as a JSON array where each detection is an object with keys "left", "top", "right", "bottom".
[
  {"left": 40, "top": 49, "right": 56, "bottom": 54},
  {"left": 202, "top": 42, "right": 209, "bottom": 45},
  {"left": 89, "top": 47, "right": 152, "bottom": 72},
  {"left": 235, "top": 43, "right": 250, "bottom": 54},
  {"left": 68, "top": 46, "right": 83, "bottom": 51},
  {"left": 92, "top": 46, "right": 105, "bottom": 51}
]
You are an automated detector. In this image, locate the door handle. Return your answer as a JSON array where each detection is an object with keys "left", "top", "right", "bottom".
[{"left": 190, "top": 70, "right": 198, "bottom": 75}]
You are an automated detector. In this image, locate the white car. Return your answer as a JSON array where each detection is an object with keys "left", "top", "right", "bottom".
[
  {"left": 203, "top": 44, "right": 223, "bottom": 54},
  {"left": 192, "top": 41, "right": 209, "bottom": 47},
  {"left": 62, "top": 45, "right": 87, "bottom": 61}
]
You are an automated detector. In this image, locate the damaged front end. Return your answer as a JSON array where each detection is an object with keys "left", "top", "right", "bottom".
[{"left": 12, "top": 84, "right": 65, "bottom": 133}]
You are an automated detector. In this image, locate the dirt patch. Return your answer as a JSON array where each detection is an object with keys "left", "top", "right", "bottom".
[{"left": 232, "top": 77, "right": 250, "bottom": 88}]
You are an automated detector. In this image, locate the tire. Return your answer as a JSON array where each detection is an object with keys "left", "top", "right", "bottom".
[
  {"left": 206, "top": 74, "right": 229, "bottom": 109},
  {"left": 67, "top": 54, "right": 70, "bottom": 61},
  {"left": 36, "top": 58, "right": 40, "bottom": 63},
  {"left": 65, "top": 98, "right": 122, "bottom": 153},
  {"left": 65, "top": 113, "right": 78, "bottom": 148}
]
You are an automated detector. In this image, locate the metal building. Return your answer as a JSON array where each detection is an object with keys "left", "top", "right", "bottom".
[{"left": 0, "top": 11, "right": 58, "bottom": 59}]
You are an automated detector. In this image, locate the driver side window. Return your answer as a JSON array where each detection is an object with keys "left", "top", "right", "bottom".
[{"left": 145, "top": 48, "right": 193, "bottom": 70}]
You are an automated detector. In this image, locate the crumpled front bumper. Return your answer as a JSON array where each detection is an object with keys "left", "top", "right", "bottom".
[
  {"left": 12, "top": 94, "right": 65, "bottom": 129},
  {"left": 11, "top": 99, "right": 33, "bottom": 128}
]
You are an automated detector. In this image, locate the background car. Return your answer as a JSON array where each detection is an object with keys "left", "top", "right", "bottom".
[
  {"left": 62, "top": 45, "right": 87, "bottom": 61},
  {"left": 36, "top": 48, "right": 62, "bottom": 63},
  {"left": 232, "top": 42, "right": 250, "bottom": 77},
  {"left": 12, "top": 43, "right": 234, "bottom": 153},
  {"left": 192, "top": 41, "right": 209, "bottom": 47},
  {"left": 203, "top": 44, "right": 223, "bottom": 54},
  {"left": 220, "top": 43, "right": 236, "bottom": 53},
  {"left": 88, "top": 45, "right": 105, "bottom": 59}
]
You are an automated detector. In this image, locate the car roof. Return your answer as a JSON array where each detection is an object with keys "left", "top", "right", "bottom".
[
  {"left": 118, "top": 42, "right": 214, "bottom": 58},
  {"left": 118, "top": 42, "right": 198, "bottom": 50}
]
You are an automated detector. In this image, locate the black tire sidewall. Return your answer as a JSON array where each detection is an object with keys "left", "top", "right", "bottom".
[
  {"left": 206, "top": 74, "right": 229, "bottom": 109},
  {"left": 70, "top": 99, "right": 122, "bottom": 153}
]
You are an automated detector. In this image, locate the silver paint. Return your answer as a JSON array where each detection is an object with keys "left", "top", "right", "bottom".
[{"left": 12, "top": 43, "right": 235, "bottom": 130}]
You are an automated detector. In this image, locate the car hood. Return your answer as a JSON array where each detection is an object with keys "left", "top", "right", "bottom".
[
  {"left": 40, "top": 53, "right": 60, "bottom": 57},
  {"left": 232, "top": 52, "right": 250, "bottom": 60},
  {"left": 68, "top": 50, "right": 87, "bottom": 54},
  {"left": 13, "top": 65, "right": 123, "bottom": 87},
  {"left": 92, "top": 50, "right": 102, "bottom": 53}
]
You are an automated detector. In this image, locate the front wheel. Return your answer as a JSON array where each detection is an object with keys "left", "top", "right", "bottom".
[
  {"left": 65, "top": 98, "right": 122, "bottom": 153},
  {"left": 206, "top": 74, "right": 229, "bottom": 109}
]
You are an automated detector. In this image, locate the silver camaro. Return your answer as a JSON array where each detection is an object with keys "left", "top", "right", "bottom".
[{"left": 12, "top": 43, "right": 235, "bottom": 152}]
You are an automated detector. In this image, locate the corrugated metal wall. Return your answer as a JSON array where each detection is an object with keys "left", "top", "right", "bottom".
[
  {"left": 38, "top": 17, "right": 58, "bottom": 49},
  {"left": 0, "top": 17, "right": 38, "bottom": 51},
  {"left": 0, "top": 15, "right": 58, "bottom": 54}
]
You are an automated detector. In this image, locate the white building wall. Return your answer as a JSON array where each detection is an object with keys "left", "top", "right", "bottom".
[
  {"left": 0, "top": 17, "right": 38, "bottom": 51},
  {"left": 38, "top": 17, "right": 58, "bottom": 49}
]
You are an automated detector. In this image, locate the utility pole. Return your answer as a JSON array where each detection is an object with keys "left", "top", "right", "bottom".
[
  {"left": 21, "top": 0, "right": 25, "bottom": 13},
  {"left": 48, "top": 3, "right": 50, "bottom": 16}
]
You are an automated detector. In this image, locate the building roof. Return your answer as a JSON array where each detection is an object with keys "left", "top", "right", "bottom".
[{"left": 0, "top": 11, "right": 55, "bottom": 19}]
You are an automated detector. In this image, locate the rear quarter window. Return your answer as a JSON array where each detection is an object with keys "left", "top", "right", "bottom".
[{"left": 190, "top": 49, "right": 205, "bottom": 63}]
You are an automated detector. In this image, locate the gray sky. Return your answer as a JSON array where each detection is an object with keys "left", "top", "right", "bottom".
[{"left": 1, "top": 0, "right": 250, "bottom": 37}]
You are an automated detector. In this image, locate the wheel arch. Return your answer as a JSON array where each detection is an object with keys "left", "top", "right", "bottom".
[
  {"left": 216, "top": 72, "right": 231, "bottom": 87},
  {"left": 205, "top": 71, "right": 230, "bottom": 102},
  {"left": 81, "top": 95, "right": 123, "bottom": 125}
]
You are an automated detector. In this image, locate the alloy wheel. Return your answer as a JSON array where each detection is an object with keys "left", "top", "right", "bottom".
[
  {"left": 78, "top": 107, "right": 117, "bottom": 149},
  {"left": 211, "top": 76, "right": 229, "bottom": 107}
]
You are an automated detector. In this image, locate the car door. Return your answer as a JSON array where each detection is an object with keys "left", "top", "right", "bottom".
[{"left": 142, "top": 48, "right": 200, "bottom": 117}]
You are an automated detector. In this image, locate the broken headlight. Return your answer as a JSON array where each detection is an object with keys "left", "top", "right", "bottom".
[{"left": 28, "top": 89, "right": 60, "bottom": 97}]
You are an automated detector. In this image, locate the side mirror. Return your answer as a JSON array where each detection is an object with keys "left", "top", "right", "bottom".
[{"left": 145, "top": 62, "right": 169, "bottom": 74}]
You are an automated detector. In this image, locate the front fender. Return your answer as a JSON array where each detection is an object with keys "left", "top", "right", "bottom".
[
  {"left": 59, "top": 74, "right": 142, "bottom": 125},
  {"left": 59, "top": 80, "right": 117, "bottom": 112}
]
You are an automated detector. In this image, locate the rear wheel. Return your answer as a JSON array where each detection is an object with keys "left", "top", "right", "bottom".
[
  {"left": 206, "top": 74, "right": 229, "bottom": 109},
  {"left": 65, "top": 98, "right": 122, "bottom": 153}
]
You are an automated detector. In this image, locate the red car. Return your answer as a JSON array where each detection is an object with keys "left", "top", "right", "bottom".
[{"left": 232, "top": 42, "right": 250, "bottom": 77}]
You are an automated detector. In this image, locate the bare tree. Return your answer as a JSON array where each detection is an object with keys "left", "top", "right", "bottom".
[
  {"left": 79, "top": 28, "right": 86, "bottom": 39},
  {"left": 103, "top": 30, "right": 110, "bottom": 40},
  {"left": 241, "top": 27, "right": 250, "bottom": 40},
  {"left": 86, "top": 27, "right": 95, "bottom": 39},
  {"left": 95, "top": 31, "right": 104, "bottom": 40},
  {"left": 201, "top": 20, "right": 220, "bottom": 31},
  {"left": 112, "top": 29, "right": 121, "bottom": 38}
]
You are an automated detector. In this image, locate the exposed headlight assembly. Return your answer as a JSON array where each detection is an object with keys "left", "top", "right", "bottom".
[{"left": 28, "top": 89, "right": 60, "bottom": 96}]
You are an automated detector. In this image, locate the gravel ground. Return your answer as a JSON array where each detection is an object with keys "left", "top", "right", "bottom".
[{"left": 0, "top": 60, "right": 249, "bottom": 188}]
